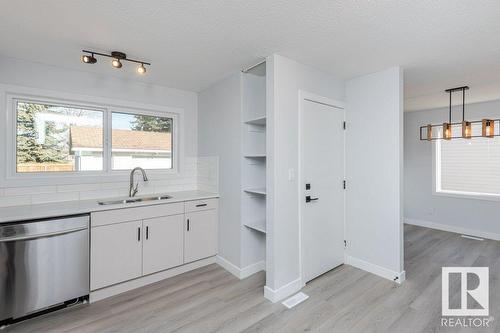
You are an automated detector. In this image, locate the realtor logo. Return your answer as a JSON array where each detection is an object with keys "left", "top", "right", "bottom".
[{"left": 442, "top": 267, "right": 489, "bottom": 316}]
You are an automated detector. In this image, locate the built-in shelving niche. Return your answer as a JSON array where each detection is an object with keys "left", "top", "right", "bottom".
[{"left": 241, "top": 62, "right": 267, "bottom": 270}]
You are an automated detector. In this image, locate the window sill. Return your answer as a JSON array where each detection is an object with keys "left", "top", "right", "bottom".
[{"left": 434, "top": 190, "right": 500, "bottom": 203}]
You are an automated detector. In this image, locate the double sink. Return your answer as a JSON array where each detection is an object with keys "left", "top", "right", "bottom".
[{"left": 98, "top": 195, "right": 172, "bottom": 206}]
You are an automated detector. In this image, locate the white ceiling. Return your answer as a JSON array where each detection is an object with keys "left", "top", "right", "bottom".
[{"left": 1, "top": 1, "right": 500, "bottom": 110}]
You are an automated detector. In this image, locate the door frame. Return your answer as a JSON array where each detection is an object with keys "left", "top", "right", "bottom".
[{"left": 298, "top": 90, "right": 346, "bottom": 285}]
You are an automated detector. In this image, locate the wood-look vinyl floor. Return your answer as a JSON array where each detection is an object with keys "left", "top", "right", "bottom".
[{"left": 7, "top": 224, "right": 500, "bottom": 332}]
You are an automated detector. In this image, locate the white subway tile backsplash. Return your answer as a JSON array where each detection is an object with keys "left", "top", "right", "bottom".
[
  {"left": 4, "top": 186, "right": 57, "bottom": 196},
  {"left": 100, "top": 182, "right": 129, "bottom": 190},
  {"left": 78, "top": 189, "right": 123, "bottom": 201},
  {"left": 0, "top": 157, "right": 218, "bottom": 207},
  {"left": 31, "top": 192, "right": 79, "bottom": 205},
  {"left": 57, "top": 183, "right": 101, "bottom": 193},
  {"left": 0, "top": 195, "right": 31, "bottom": 207}
]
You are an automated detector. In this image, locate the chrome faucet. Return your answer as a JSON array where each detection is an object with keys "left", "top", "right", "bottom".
[{"left": 129, "top": 167, "right": 149, "bottom": 197}]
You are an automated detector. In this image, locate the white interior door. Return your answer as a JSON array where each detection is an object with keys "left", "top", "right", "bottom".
[{"left": 301, "top": 98, "right": 345, "bottom": 283}]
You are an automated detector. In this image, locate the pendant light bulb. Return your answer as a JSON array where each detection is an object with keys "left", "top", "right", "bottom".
[
  {"left": 443, "top": 123, "right": 452, "bottom": 140},
  {"left": 462, "top": 121, "right": 472, "bottom": 139},
  {"left": 137, "top": 63, "right": 146, "bottom": 75},
  {"left": 426, "top": 124, "right": 433, "bottom": 141},
  {"left": 112, "top": 58, "right": 122, "bottom": 69},
  {"left": 482, "top": 119, "right": 494, "bottom": 138}
]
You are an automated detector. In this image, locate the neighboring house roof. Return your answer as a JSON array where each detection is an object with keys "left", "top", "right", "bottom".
[{"left": 70, "top": 126, "right": 171, "bottom": 151}]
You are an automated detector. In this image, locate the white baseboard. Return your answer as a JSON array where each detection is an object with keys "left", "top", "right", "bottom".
[
  {"left": 216, "top": 255, "right": 241, "bottom": 278},
  {"left": 404, "top": 218, "right": 500, "bottom": 242},
  {"left": 90, "top": 256, "right": 216, "bottom": 303},
  {"left": 264, "top": 278, "right": 304, "bottom": 303},
  {"left": 216, "top": 255, "right": 265, "bottom": 280},
  {"left": 345, "top": 255, "right": 405, "bottom": 284},
  {"left": 240, "top": 260, "right": 266, "bottom": 279}
]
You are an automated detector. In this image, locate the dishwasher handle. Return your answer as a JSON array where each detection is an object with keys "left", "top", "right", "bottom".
[{"left": 0, "top": 226, "right": 88, "bottom": 242}]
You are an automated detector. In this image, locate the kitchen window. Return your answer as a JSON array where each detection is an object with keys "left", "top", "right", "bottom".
[
  {"left": 11, "top": 97, "right": 177, "bottom": 178},
  {"left": 435, "top": 134, "right": 500, "bottom": 199},
  {"left": 16, "top": 101, "right": 104, "bottom": 173},
  {"left": 111, "top": 112, "right": 173, "bottom": 170}
]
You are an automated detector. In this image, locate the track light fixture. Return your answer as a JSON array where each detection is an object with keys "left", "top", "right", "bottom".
[
  {"left": 420, "top": 86, "right": 500, "bottom": 140},
  {"left": 81, "top": 50, "right": 150, "bottom": 74}
]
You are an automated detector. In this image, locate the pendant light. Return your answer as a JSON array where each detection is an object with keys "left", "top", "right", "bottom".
[{"left": 418, "top": 86, "right": 498, "bottom": 141}]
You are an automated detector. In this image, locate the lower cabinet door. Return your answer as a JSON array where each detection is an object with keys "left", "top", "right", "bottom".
[
  {"left": 91, "top": 220, "right": 142, "bottom": 290},
  {"left": 184, "top": 209, "right": 218, "bottom": 263},
  {"left": 143, "top": 215, "right": 184, "bottom": 275}
]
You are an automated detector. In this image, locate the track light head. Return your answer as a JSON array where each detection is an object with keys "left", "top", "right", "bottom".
[
  {"left": 137, "top": 63, "right": 146, "bottom": 75},
  {"left": 111, "top": 51, "right": 125, "bottom": 69},
  {"left": 81, "top": 54, "right": 97, "bottom": 64},
  {"left": 111, "top": 58, "right": 122, "bottom": 68}
]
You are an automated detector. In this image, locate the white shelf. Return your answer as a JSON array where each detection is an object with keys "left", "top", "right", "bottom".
[
  {"left": 243, "top": 220, "right": 266, "bottom": 234},
  {"left": 244, "top": 116, "right": 266, "bottom": 126},
  {"left": 244, "top": 154, "right": 266, "bottom": 158},
  {"left": 244, "top": 188, "right": 266, "bottom": 196}
]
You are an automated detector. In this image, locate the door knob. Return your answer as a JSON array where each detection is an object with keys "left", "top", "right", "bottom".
[{"left": 305, "top": 195, "right": 319, "bottom": 203}]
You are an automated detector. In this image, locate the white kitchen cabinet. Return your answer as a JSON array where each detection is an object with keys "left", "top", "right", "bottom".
[
  {"left": 143, "top": 215, "right": 184, "bottom": 275},
  {"left": 90, "top": 197, "right": 219, "bottom": 294},
  {"left": 91, "top": 220, "right": 142, "bottom": 290},
  {"left": 184, "top": 209, "right": 218, "bottom": 263}
]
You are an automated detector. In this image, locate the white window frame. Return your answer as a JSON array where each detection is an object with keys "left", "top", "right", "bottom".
[
  {"left": 1, "top": 84, "right": 183, "bottom": 187},
  {"left": 108, "top": 107, "right": 177, "bottom": 172},
  {"left": 433, "top": 140, "right": 500, "bottom": 202}
]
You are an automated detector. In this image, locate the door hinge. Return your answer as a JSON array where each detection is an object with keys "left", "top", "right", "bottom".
[
  {"left": 343, "top": 121, "right": 346, "bottom": 130},
  {"left": 344, "top": 240, "right": 347, "bottom": 248},
  {"left": 343, "top": 180, "right": 346, "bottom": 190}
]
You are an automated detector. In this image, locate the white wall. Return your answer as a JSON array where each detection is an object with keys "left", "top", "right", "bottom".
[
  {"left": 265, "top": 54, "right": 345, "bottom": 297},
  {"left": 0, "top": 56, "right": 200, "bottom": 206},
  {"left": 405, "top": 100, "right": 500, "bottom": 239},
  {"left": 198, "top": 73, "right": 243, "bottom": 267},
  {"left": 345, "top": 67, "right": 404, "bottom": 279}
]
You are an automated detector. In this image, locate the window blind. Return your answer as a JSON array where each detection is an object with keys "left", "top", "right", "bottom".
[{"left": 438, "top": 134, "right": 500, "bottom": 195}]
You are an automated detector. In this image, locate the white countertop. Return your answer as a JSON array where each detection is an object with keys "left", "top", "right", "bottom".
[{"left": 0, "top": 190, "right": 219, "bottom": 224}]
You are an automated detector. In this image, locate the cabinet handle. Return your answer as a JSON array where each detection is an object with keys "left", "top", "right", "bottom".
[
  {"left": 187, "top": 219, "right": 190, "bottom": 231},
  {"left": 146, "top": 226, "right": 149, "bottom": 240},
  {"left": 196, "top": 203, "right": 207, "bottom": 207},
  {"left": 137, "top": 227, "right": 141, "bottom": 242}
]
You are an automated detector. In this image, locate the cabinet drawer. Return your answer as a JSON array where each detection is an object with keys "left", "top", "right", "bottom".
[
  {"left": 91, "top": 202, "right": 184, "bottom": 227},
  {"left": 184, "top": 198, "right": 218, "bottom": 213}
]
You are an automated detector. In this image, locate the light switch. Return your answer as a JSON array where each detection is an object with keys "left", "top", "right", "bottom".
[{"left": 288, "top": 168, "right": 295, "bottom": 181}]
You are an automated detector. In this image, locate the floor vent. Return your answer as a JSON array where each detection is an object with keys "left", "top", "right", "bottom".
[
  {"left": 461, "top": 235, "right": 484, "bottom": 241},
  {"left": 282, "top": 292, "right": 309, "bottom": 309}
]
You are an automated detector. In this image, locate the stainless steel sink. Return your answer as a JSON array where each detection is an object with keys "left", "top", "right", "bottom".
[{"left": 98, "top": 195, "right": 172, "bottom": 206}]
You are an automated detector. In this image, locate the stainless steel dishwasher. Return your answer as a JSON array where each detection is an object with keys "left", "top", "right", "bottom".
[{"left": 0, "top": 215, "right": 89, "bottom": 323}]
